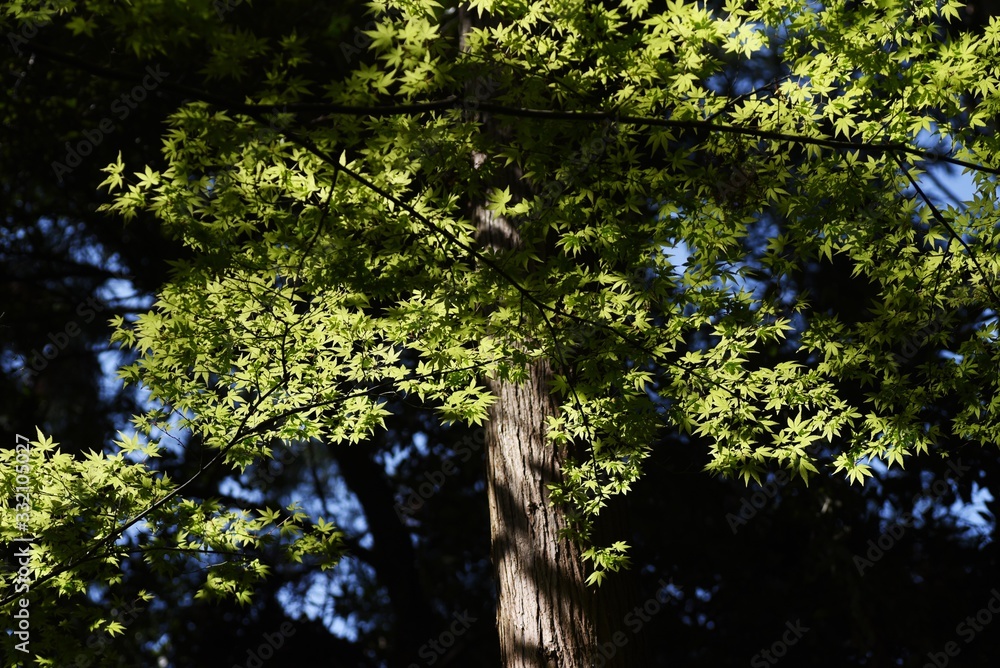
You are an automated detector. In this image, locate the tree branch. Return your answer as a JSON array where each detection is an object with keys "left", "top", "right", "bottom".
[{"left": 25, "top": 42, "right": 1000, "bottom": 178}]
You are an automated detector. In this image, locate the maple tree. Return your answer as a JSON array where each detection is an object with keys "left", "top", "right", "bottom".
[{"left": 5, "top": 0, "right": 1000, "bottom": 665}]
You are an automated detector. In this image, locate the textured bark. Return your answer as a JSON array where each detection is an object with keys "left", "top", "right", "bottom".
[
  {"left": 465, "top": 90, "right": 602, "bottom": 662},
  {"left": 460, "top": 9, "right": 645, "bottom": 665},
  {"left": 482, "top": 366, "right": 646, "bottom": 668},
  {"left": 485, "top": 362, "right": 596, "bottom": 667}
]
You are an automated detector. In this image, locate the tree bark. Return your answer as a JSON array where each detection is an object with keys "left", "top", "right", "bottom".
[
  {"left": 484, "top": 362, "right": 597, "bottom": 667},
  {"left": 460, "top": 9, "right": 646, "bottom": 665},
  {"left": 482, "top": 364, "right": 646, "bottom": 668}
]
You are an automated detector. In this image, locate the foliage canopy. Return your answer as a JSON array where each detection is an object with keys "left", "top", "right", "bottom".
[{"left": 4, "top": 0, "right": 1000, "bottom": 662}]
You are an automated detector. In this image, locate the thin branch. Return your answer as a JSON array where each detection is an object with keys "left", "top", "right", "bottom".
[
  {"left": 26, "top": 42, "right": 1000, "bottom": 179},
  {"left": 892, "top": 153, "right": 1000, "bottom": 310}
]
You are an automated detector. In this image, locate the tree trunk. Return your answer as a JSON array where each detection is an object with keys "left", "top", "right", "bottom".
[
  {"left": 484, "top": 362, "right": 597, "bottom": 667},
  {"left": 461, "top": 10, "right": 646, "bottom": 665},
  {"left": 482, "top": 365, "right": 647, "bottom": 668}
]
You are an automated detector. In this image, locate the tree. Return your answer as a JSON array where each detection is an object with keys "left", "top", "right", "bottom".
[{"left": 5, "top": 0, "right": 1000, "bottom": 665}]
